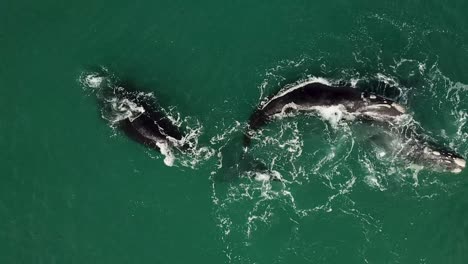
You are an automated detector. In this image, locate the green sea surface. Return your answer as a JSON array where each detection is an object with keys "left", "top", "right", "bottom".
[{"left": 1, "top": 0, "right": 468, "bottom": 263}]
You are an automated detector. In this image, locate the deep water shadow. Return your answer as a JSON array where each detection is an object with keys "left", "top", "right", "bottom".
[{"left": 212, "top": 133, "right": 270, "bottom": 183}]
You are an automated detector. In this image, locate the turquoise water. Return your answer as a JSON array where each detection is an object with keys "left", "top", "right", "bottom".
[{"left": 1, "top": 0, "right": 468, "bottom": 263}]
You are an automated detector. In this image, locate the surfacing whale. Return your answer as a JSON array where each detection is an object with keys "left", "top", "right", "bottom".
[
  {"left": 106, "top": 86, "right": 184, "bottom": 165},
  {"left": 84, "top": 73, "right": 184, "bottom": 166},
  {"left": 246, "top": 80, "right": 406, "bottom": 141},
  {"left": 245, "top": 79, "right": 465, "bottom": 174}
]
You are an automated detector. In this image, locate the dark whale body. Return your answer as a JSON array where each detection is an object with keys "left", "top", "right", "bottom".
[
  {"left": 82, "top": 70, "right": 186, "bottom": 166},
  {"left": 117, "top": 101, "right": 183, "bottom": 151},
  {"left": 102, "top": 85, "right": 184, "bottom": 152},
  {"left": 247, "top": 81, "right": 406, "bottom": 139}
]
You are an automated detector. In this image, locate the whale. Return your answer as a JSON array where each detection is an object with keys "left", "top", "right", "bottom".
[
  {"left": 103, "top": 85, "right": 185, "bottom": 166},
  {"left": 248, "top": 81, "right": 405, "bottom": 130},
  {"left": 368, "top": 127, "right": 466, "bottom": 174},
  {"left": 245, "top": 80, "right": 465, "bottom": 174},
  {"left": 112, "top": 90, "right": 182, "bottom": 142},
  {"left": 404, "top": 139, "right": 466, "bottom": 173},
  {"left": 245, "top": 81, "right": 406, "bottom": 144},
  {"left": 83, "top": 72, "right": 185, "bottom": 166}
]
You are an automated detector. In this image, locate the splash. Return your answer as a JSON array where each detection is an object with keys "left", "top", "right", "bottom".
[{"left": 83, "top": 74, "right": 105, "bottom": 88}]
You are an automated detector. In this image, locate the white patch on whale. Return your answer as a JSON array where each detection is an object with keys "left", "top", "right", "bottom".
[
  {"left": 454, "top": 158, "right": 466, "bottom": 168},
  {"left": 362, "top": 104, "right": 392, "bottom": 110},
  {"left": 391, "top": 103, "right": 406, "bottom": 113}
]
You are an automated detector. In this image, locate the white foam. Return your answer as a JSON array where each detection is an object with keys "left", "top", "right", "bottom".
[
  {"left": 418, "top": 62, "right": 426, "bottom": 74},
  {"left": 156, "top": 141, "right": 175, "bottom": 167},
  {"left": 250, "top": 170, "right": 282, "bottom": 182},
  {"left": 253, "top": 172, "right": 272, "bottom": 181},
  {"left": 376, "top": 73, "right": 397, "bottom": 85},
  {"left": 313, "top": 105, "right": 353, "bottom": 128},
  {"left": 365, "top": 176, "right": 384, "bottom": 190},
  {"left": 84, "top": 74, "right": 105, "bottom": 88},
  {"left": 272, "top": 102, "right": 354, "bottom": 129},
  {"left": 350, "top": 78, "right": 359, "bottom": 87},
  {"left": 172, "top": 118, "right": 215, "bottom": 169},
  {"left": 105, "top": 98, "right": 146, "bottom": 123}
]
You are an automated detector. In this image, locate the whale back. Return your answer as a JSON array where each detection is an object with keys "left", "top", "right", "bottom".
[
  {"left": 98, "top": 81, "right": 184, "bottom": 152},
  {"left": 244, "top": 82, "right": 406, "bottom": 147}
]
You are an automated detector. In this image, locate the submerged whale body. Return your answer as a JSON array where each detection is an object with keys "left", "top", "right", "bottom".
[
  {"left": 368, "top": 127, "right": 466, "bottom": 174},
  {"left": 246, "top": 81, "right": 406, "bottom": 141},
  {"left": 405, "top": 139, "right": 466, "bottom": 173}
]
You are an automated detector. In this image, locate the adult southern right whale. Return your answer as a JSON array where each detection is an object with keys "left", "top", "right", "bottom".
[
  {"left": 246, "top": 80, "right": 406, "bottom": 135},
  {"left": 245, "top": 79, "right": 466, "bottom": 174}
]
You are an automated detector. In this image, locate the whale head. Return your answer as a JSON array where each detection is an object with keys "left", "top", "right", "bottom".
[
  {"left": 418, "top": 145, "right": 466, "bottom": 174},
  {"left": 404, "top": 140, "right": 466, "bottom": 174}
]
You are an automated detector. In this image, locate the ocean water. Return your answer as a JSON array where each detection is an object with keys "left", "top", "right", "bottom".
[{"left": 1, "top": 0, "right": 468, "bottom": 263}]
